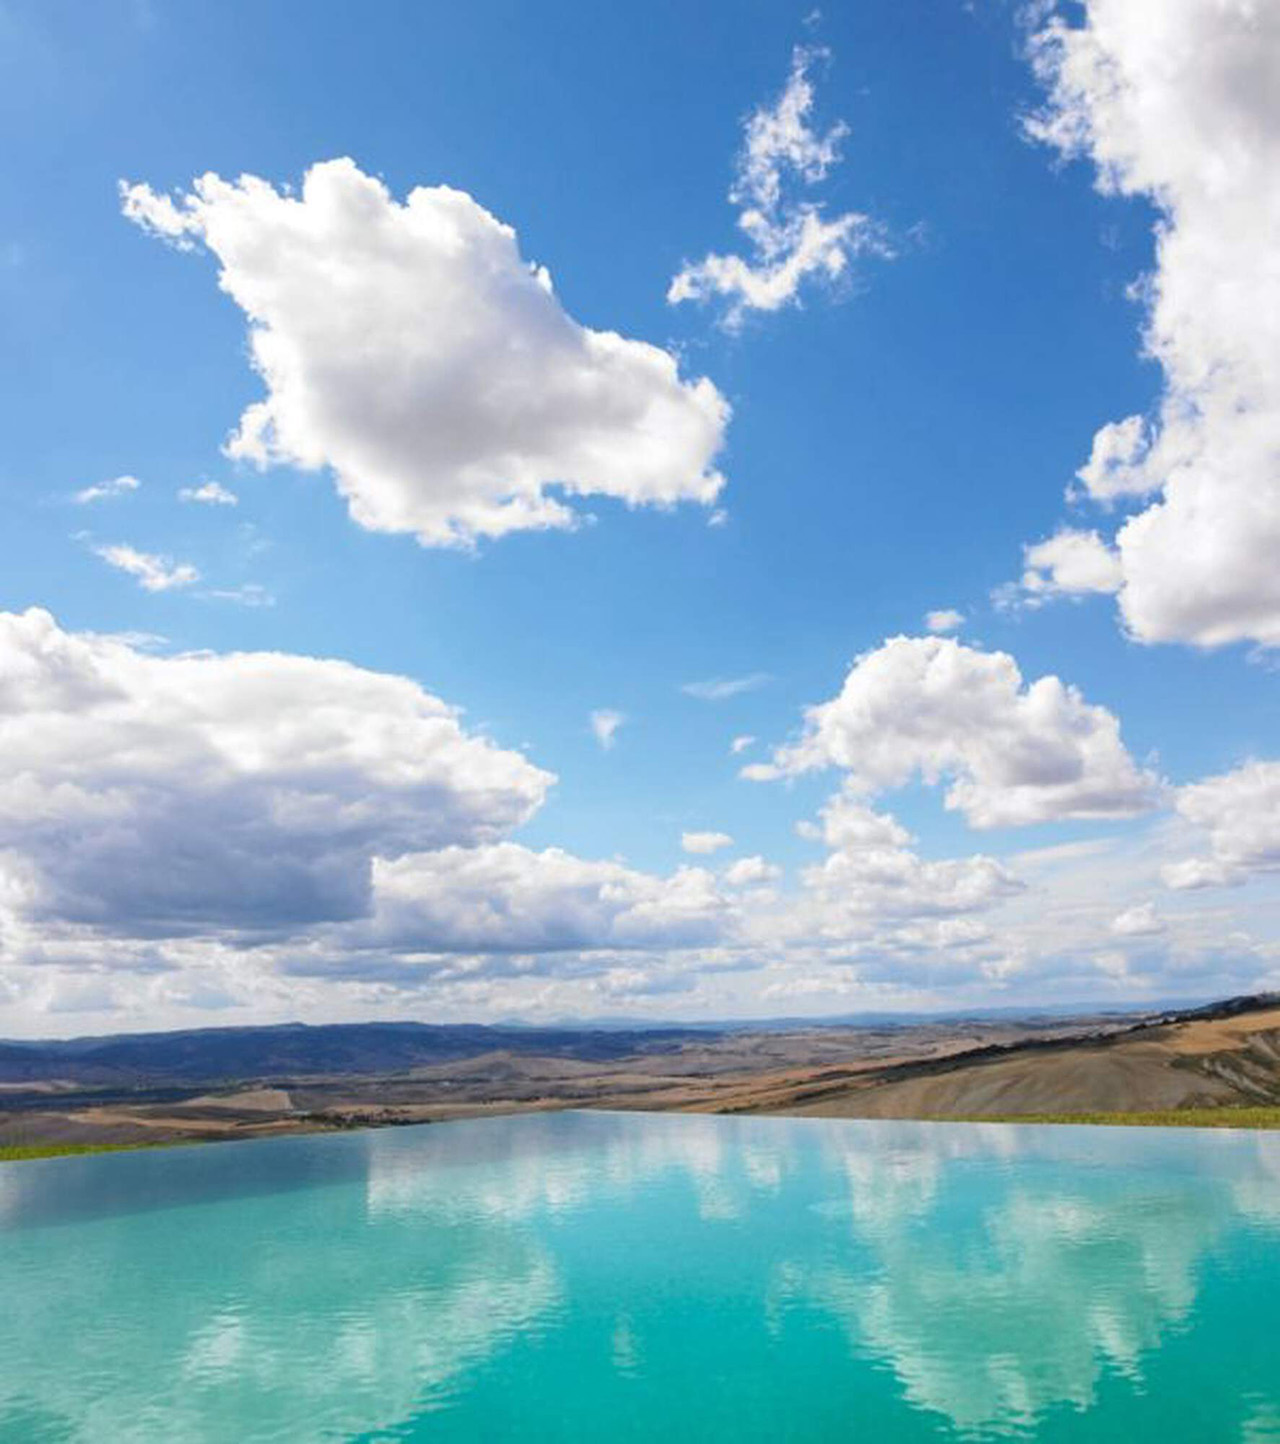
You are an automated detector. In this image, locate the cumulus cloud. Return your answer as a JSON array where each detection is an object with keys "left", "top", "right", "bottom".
[
  {"left": 730, "top": 734, "right": 757, "bottom": 755},
  {"left": 1110, "top": 901, "right": 1165, "bottom": 937},
  {"left": 1162, "top": 761, "right": 1280, "bottom": 890},
  {"left": 179, "top": 481, "right": 238, "bottom": 506},
  {"left": 797, "top": 791, "right": 1023, "bottom": 929},
  {"left": 724, "top": 855, "right": 781, "bottom": 888},
  {"left": 681, "top": 830, "right": 733, "bottom": 855},
  {"left": 747, "top": 635, "right": 1160, "bottom": 828},
  {"left": 360, "top": 845, "right": 729, "bottom": 953},
  {"left": 73, "top": 475, "right": 140, "bottom": 504},
  {"left": 1071, "top": 415, "right": 1150, "bottom": 504},
  {"left": 1022, "top": 0, "right": 1280, "bottom": 647},
  {"left": 668, "top": 46, "right": 890, "bottom": 329},
  {"left": 924, "top": 609, "right": 964, "bottom": 634},
  {"left": 681, "top": 673, "right": 772, "bottom": 702},
  {"left": 590, "top": 709, "right": 625, "bottom": 751},
  {"left": 0, "top": 609, "right": 551, "bottom": 938},
  {"left": 122, "top": 158, "right": 729, "bottom": 548},
  {"left": 1019, "top": 529, "right": 1122, "bottom": 600},
  {"left": 94, "top": 544, "right": 199, "bottom": 592}
]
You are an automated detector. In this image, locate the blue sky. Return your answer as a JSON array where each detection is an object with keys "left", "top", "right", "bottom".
[{"left": 1, "top": 0, "right": 1277, "bottom": 1034}]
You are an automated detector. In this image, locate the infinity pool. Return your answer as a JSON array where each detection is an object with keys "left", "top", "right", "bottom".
[{"left": 2, "top": 1112, "right": 1278, "bottom": 1441}]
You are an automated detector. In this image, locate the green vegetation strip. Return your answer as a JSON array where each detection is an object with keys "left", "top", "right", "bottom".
[
  {"left": 939, "top": 1107, "right": 1280, "bottom": 1130},
  {"left": 0, "top": 1138, "right": 198, "bottom": 1163}
]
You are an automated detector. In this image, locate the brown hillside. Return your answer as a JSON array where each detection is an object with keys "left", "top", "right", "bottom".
[{"left": 758, "top": 1004, "right": 1280, "bottom": 1119}]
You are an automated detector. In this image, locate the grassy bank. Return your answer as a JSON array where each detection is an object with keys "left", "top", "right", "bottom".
[
  {"left": 0, "top": 1138, "right": 193, "bottom": 1164},
  {"left": 940, "top": 1106, "right": 1280, "bottom": 1130}
]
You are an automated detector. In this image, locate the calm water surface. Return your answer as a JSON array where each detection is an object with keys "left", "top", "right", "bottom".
[{"left": 2, "top": 1111, "right": 1279, "bottom": 1441}]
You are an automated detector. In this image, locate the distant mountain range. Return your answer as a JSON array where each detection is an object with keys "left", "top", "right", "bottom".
[
  {"left": 0, "top": 1020, "right": 706, "bottom": 1088},
  {"left": 3, "top": 993, "right": 1273, "bottom": 1098}
]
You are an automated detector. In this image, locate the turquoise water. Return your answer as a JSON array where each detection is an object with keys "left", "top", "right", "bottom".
[{"left": 2, "top": 1113, "right": 1279, "bottom": 1441}]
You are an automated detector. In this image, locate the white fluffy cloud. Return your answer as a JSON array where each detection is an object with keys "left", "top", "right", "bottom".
[
  {"left": 1163, "top": 761, "right": 1280, "bottom": 890},
  {"left": 73, "top": 475, "right": 140, "bottom": 504},
  {"left": 1019, "top": 529, "right": 1122, "bottom": 600},
  {"left": 360, "top": 845, "right": 729, "bottom": 953},
  {"left": 1071, "top": 415, "right": 1149, "bottom": 504},
  {"left": 724, "top": 855, "right": 780, "bottom": 888},
  {"left": 179, "top": 481, "right": 238, "bottom": 506},
  {"left": 1024, "top": 0, "right": 1280, "bottom": 647},
  {"left": 797, "top": 792, "right": 1023, "bottom": 930},
  {"left": 681, "top": 830, "right": 733, "bottom": 855},
  {"left": 669, "top": 46, "right": 889, "bottom": 329},
  {"left": 924, "top": 609, "right": 964, "bottom": 634},
  {"left": 747, "top": 636, "right": 1160, "bottom": 828},
  {"left": 94, "top": 543, "right": 199, "bottom": 592},
  {"left": 1110, "top": 901, "right": 1165, "bottom": 936},
  {"left": 0, "top": 609, "right": 551, "bottom": 937},
  {"left": 122, "top": 158, "right": 729, "bottom": 548}
]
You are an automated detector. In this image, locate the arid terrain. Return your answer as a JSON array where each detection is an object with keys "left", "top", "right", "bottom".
[
  {"left": 4, "top": 994, "right": 1279, "bottom": 1155},
  {"left": 756, "top": 996, "right": 1280, "bottom": 1119}
]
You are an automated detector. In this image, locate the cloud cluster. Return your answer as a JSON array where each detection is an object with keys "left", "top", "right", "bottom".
[
  {"left": 747, "top": 635, "right": 1160, "bottom": 828},
  {"left": 0, "top": 612, "right": 1022, "bottom": 1020},
  {"left": 797, "top": 791, "right": 1022, "bottom": 932},
  {"left": 4, "top": 598, "right": 1276, "bottom": 1023},
  {"left": 122, "top": 159, "right": 729, "bottom": 547},
  {"left": 668, "top": 46, "right": 889, "bottom": 329},
  {"left": 0, "top": 609, "right": 551, "bottom": 937},
  {"left": 1163, "top": 761, "right": 1280, "bottom": 890},
  {"left": 0, "top": 613, "right": 763, "bottom": 1022},
  {"left": 360, "top": 845, "right": 729, "bottom": 954},
  {"left": 1022, "top": 0, "right": 1280, "bottom": 647}
]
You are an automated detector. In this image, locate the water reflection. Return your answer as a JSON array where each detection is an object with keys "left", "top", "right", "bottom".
[
  {"left": 0, "top": 1113, "right": 1278, "bottom": 1441},
  {"left": 0, "top": 1131, "right": 562, "bottom": 1440},
  {"left": 779, "top": 1122, "right": 1280, "bottom": 1435},
  {"left": 364, "top": 1110, "right": 757, "bottom": 1224}
]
